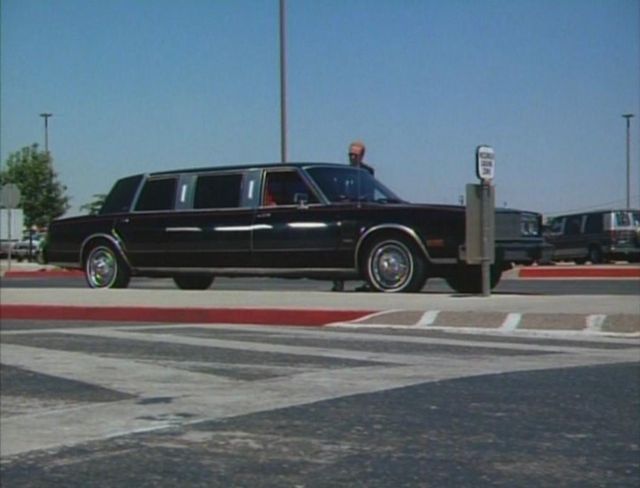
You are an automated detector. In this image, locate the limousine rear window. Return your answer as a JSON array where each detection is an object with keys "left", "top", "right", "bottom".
[
  {"left": 135, "top": 177, "right": 177, "bottom": 211},
  {"left": 194, "top": 174, "right": 243, "bottom": 209},
  {"left": 100, "top": 175, "right": 143, "bottom": 214}
]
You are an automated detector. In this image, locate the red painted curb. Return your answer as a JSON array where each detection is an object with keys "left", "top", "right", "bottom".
[
  {"left": 2, "top": 270, "right": 84, "bottom": 278},
  {"left": 0, "top": 305, "right": 373, "bottom": 326},
  {"left": 519, "top": 267, "right": 640, "bottom": 279}
]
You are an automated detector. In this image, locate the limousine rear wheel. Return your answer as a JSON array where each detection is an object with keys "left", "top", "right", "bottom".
[
  {"left": 85, "top": 243, "right": 130, "bottom": 289},
  {"left": 173, "top": 275, "right": 215, "bottom": 290},
  {"left": 364, "top": 236, "right": 426, "bottom": 293}
]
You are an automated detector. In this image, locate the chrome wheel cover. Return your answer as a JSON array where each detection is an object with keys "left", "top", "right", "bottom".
[
  {"left": 86, "top": 246, "right": 117, "bottom": 288},
  {"left": 369, "top": 241, "right": 413, "bottom": 291}
]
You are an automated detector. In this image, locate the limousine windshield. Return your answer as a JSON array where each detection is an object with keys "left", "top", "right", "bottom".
[{"left": 306, "top": 166, "right": 403, "bottom": 204}]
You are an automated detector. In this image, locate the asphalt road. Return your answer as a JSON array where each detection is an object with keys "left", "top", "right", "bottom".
[
  {"left": 1, "top": 320, "right": 638, "bottom": 487},
  {"left": 2, "top": 275, "right": 639, "bottom": 295}
]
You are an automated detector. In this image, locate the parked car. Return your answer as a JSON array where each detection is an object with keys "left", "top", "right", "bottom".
[
  {"left": 1, "top": 240, "right": 11, "bottom": 258},
  {"left": 8, "top": 234, "right": 45, "bottom": 262},
  {"left": 545, "top": 209, "right": 640, "bottom": 264},
  {"left": 44, "top": 162, "right": 550, "bottom": 292}
]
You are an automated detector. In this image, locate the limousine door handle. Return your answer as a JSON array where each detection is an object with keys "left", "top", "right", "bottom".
[
  {"left": 118, "top": 217, "right": 130, "bottom": 224},
  {"left": 256, "top": 212, "right": 271, "bottom": 219}
]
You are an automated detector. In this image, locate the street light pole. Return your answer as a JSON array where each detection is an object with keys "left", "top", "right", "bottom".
[
  {"left": 622, "top": 114, "right": 634, "bottom": 209},
  {"left": 279, "top": 0, "right": 287, "bottom": 163},
  {"left": 40, "top": 113, "right": 53, "bottom": 154}
]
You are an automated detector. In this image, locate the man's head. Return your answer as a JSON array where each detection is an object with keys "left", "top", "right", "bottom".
[{"left": 348, "top": 141, "right": 366, "bottom": 165}]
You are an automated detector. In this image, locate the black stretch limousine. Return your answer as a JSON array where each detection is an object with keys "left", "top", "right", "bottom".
[{"left": 45, "top": 163, "right": 550, "bottom": 293}]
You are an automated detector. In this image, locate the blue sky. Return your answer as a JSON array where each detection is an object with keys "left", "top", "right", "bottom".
[{"left": 1, "top": 0, "right": 639, "bottom": 216}]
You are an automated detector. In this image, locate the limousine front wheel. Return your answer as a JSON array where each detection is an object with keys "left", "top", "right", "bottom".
[
  {"left": 364, "top": 237, "right": 426, "bottom": 293},
  {"left": 85, "top": 243, "right": 130, "bottom": 289}
]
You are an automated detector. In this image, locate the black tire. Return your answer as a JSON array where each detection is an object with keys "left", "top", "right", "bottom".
[
  {"left": 173, "top": 274, "right": 214, "bottom": 290},
  {"left": 363, "top": 236, "right": 427, "bottom": 293},
  {"left": 84, "top": 243, "right": 130, "bottom": 289},
  {"left": 588, "top": 246, "right": 603, "bottom": 264},
  {"left": 445, "top": 264, "right": 503, "bottom": 294}
]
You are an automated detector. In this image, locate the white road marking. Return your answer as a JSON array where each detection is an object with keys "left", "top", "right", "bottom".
[
  {"left": 585, "top": 314, "right": 607, "bottom": 333},
  {"left": 501, "top": 313, "right": 522, "bottom": 332},
  {"left": 417, "top": 310, "right": 440, "bottom": 327}
]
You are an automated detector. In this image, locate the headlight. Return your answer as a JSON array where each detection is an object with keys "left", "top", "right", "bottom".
[{"left": 520, "top": 215, "right": 540, "bottom": 236}]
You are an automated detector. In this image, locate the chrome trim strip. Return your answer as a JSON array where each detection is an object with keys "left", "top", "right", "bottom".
[
  {"left": 214, "top": 224, "right": 273, "bottom": 232},
  {"left": 355, "top": 224, "right": 432, "bottom": 264},
  {"left": 165, "top": 227, "right": 202, "bottom": 232},
  {"left": 136, "top": 266, "right": 357, "bottom": 275}
]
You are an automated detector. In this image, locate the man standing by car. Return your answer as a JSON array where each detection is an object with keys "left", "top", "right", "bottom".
[
  {"left": 332, "top": 141, "right": 374, "bottom": 292},
  {"left": 348, "top": 140, "right": 374, "bottom": 175}
]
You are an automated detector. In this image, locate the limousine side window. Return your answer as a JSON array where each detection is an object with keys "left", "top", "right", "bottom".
[
  {"left": 100, "top": 175, "right": 143, "bottom": 214},
  {"left": 263, "top": 170, "right": 319, "bottom": 206},
  {"left": 135, "top": 177, "right": 177, "bottom": 211},
  {"left": 194, "top": 174, "right": 243, "bottom": 209}
]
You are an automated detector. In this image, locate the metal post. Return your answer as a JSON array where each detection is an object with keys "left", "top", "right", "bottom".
[
  {"left": 40, "top": 113, "right": 53, "bottom": 154},
  {"left": 7, "top": 209, "right": 12, "bottom": 272},
  {"left": 480, "top": 182, "right": 491, "bottom": 296},
  {"left": 622, "top": 114, "right": 634, "bottom": 209},
  {"left": 279, "top": 0, "right": 287, "bottom": 163}
]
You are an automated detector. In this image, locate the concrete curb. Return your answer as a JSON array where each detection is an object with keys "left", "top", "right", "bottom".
[{"left": 518, "top": 265, "right": 640, "bottom": 279}]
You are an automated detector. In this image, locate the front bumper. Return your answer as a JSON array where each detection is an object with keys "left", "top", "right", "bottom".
[{"left": 497, "top": 240, "right": 554, "bottom": 264}]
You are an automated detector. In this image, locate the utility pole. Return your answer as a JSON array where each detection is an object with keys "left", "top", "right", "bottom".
[
  {"left": 40, "top": 113, "right": 53, "bottom": 154},
  {"left": 622, "top": 114, "right": 634, "bottom": 209},
  {"left": 279, "top": 0, "right": 287, "bottom": 163}
]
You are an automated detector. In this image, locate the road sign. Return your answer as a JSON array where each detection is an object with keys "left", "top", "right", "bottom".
[
  {"left": 476, "top": 145, "right": 495, "bottom": 182},
  {"left": 1, "top": 184, "right": 21, "bottom": 208}
]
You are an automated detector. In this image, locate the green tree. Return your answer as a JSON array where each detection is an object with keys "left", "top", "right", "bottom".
[
  {"left": 0, "top": 144, "right": 70, "bottom": 228},
  {"left": 80, "top": 193, "right": 107, "bottom": 215}
]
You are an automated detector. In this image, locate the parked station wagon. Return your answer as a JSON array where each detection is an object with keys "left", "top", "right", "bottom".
[{"left": 45, "top": 163, "right": 550, "bottom": 293}]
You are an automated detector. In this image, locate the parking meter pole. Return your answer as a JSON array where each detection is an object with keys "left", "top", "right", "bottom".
[
  {"left": 473, "top": 145, "right": 496, "bottom": 297},
  {"left": 28, "top": 228, "right": 33, "bottom": 262},
  {"left": 7, "top": 209, "right": 12, "bottom": 272},
  {"left": 481, "top": 182, "right": 491, "bottom": 297}
]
